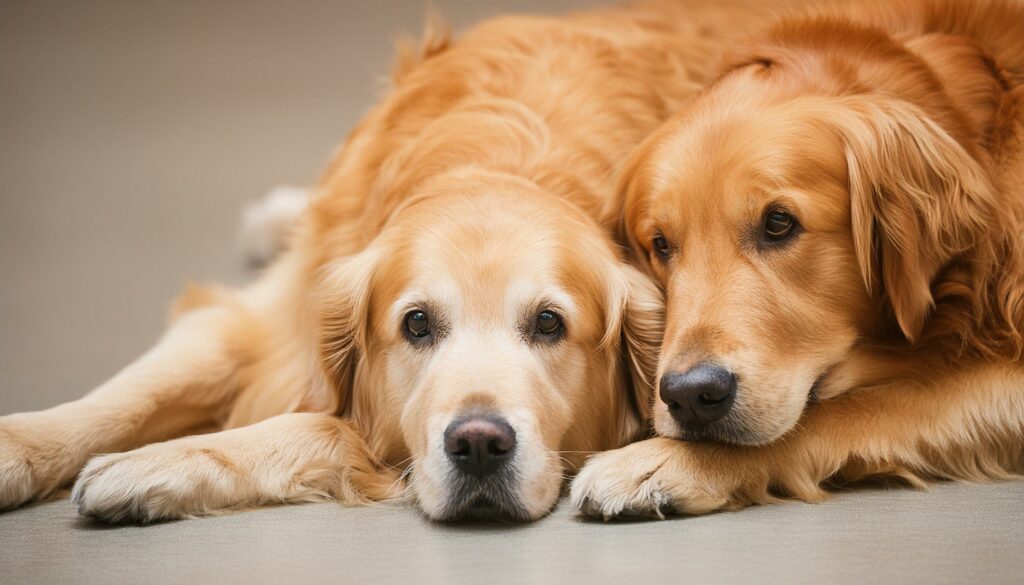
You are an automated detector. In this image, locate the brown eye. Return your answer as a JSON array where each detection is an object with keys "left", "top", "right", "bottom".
[
  {"left": 652, "top": 234, "right": 671, "bottom": 259},
  {"left": 536, "top": 310, "right": 562, "bottom": 337},
  {"left": 764, "top": 210, "right": 797, "bottom": 242},
  {"left": 405, "top": 310, "right": 430, "bottom": 339}
]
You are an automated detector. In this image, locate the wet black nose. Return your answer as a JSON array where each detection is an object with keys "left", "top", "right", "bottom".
[
  {"left": 660, "top": 363, "right": 737, "bottom": 427},
  {"left": 443, "top": 416, "right": 516, "bottom": 475}
]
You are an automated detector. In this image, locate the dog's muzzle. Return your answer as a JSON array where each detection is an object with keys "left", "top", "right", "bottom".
[{"left": 439, "top": 413, "right": 527, "bottom": 521}]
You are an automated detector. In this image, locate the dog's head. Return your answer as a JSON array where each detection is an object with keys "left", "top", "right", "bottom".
[
  {"left": 621, "top": 55, "right": 997, "bottom": 445},
  {"left": 303, "top": 168, "right": 662, "bottom": 520}
]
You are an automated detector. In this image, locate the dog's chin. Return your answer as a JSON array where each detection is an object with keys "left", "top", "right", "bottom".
[
  {"left": 441, "top": 495, "right": 531, "bottom": 522},
  {"left": 654, "top": 413, "right": 792, "bottom": 446},
  {"left": 436, "top": 472, "right": 532, "bottom": 522}
]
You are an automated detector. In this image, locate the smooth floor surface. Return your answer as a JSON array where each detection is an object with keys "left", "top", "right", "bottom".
[
  {"left": 1, "top": 482, "right": 1023, "bottom": 585},
  {"left": 1, "top": 1, "right": 1021, "bottom": 584}
]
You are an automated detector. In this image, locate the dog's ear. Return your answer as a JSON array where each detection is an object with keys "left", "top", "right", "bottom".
[
  {"left": 837, "top": 98, "right": 996, "bottom": 342},
  {"left": 612, "top": 136, "right": 658, "bottom": 276},
  {"left": 605, "top": 264, "right": 664, "bottom": 442},
  {"left": 391, "top": 11, "right": 451, "bottom": 86},
  {"left": 296, "top": 247, "right": 381, "bottom": 415}
]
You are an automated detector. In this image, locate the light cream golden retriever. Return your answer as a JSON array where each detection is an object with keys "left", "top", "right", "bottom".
[
  {"left": 0, "top": 1, "right": 785, "bottom": 523},
  {"left": 572, "top": 0, "right": 1024, "bottom": 519}
]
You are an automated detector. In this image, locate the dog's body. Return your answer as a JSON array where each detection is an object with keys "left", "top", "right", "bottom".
[
  {"left": 0, "top": 1, "right": 789, "bottom": 523},
  {"left": 572, "top": 0, "right": 1024, "bottom": 518}
]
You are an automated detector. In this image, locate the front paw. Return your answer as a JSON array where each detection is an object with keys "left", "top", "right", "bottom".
[
  {"left": 0, "top": 414, "right": 90, "bottom": 510},
  {"left": 569, "top": 438, "right": 733, "bottom": 520},
  {"left": 72, "top": 446, "right": 242, "bottom": 524},
  {"left": 0, "top": 431, "right": 37, "bottom": 510}
]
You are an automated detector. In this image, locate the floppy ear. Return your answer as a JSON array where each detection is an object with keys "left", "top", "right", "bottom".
[
  {"left": 606, "top": 264, "right": 664, "bottom": 440},
  {"left": 296, "top": 247, "right": 381, "bottom": 415},
  {"left": 612, "top": 136, "right": 659, "bottom": 276},
  {"left": 836, "top": 98, "right": 996, "bottom": 342}
]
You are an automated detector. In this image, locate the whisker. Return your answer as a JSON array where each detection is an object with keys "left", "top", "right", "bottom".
[
  {"left": 549, "top": 453, "right": 583, "bottom": 473},
  {"left": 375, "top": 460, "right": 416, "bottom": 503},
  {"left": 382, "top": 455, "right": 416, "bottom": 471}
]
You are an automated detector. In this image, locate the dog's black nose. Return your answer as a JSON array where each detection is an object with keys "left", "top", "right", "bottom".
[
  {"left": 444, "top": 416, "right": 516, "bottom": 475},
  {"left": 660, "top": 363, "right": 737, "bottom": 427}
]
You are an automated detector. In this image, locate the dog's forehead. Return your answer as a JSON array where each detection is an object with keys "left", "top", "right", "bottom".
[
  {"left": 412, "top": 216, "right": 560, "bottom": 278},
  {"left": 646, "top": 104, "right": 846, "bottom": 225},
  {"left": 385, "top": 218, "right": 597, "bottom": 326},
  {"left": 381, "top": 186, "right": 609, "bottom": 323}
]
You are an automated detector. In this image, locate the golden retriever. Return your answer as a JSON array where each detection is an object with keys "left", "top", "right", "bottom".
[
  {"left": 572, "top": 0, "right": 1024, "bottom": 518},
  {"left": 0, "top": 1, "right": 783, "bottom": 523}
]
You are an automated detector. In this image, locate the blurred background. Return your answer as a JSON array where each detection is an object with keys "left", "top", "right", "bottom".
[{"left": 0, "top": 0, "right": 597, "bottom": 414}]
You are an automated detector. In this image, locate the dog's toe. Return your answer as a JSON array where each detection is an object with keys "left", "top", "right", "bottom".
[
  {"left": 571, "top": 449, "right": 670, "bottom": 520},
  {"left": 73, "top": 455, "right": 167, "bottom": 523},
  {"left": 73, "top": 450, "right": 235, "bottom": 524},
  {"left": 0, "top": 449, "right": 35, "bottom": 511},
  {"left": 570, "top": 438, "right": 739, "bottom": 520}
]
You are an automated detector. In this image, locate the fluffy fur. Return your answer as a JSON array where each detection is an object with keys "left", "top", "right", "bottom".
[
  {"left": 572, "top": 0, "right": 1024, "bottom": 519},
  {"left": 0, "top": 1, "right": 785, "bottom": 523}
]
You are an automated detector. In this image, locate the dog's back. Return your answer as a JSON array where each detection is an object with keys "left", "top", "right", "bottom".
[
  {"left": 302, "top": 1, "right": 800, "bottom": 258},
  {"left": 848, "top": 0, "right": 1024, "bottom": 84}
]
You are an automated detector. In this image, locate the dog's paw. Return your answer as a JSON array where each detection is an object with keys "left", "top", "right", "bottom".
[
  {"left": 0, "top": 415, "right": 91, "bottom": 511},
  {"left": 569, "top": 438, "right": 733, "bottom": 520},
  {"left": 72, "top": 446, "right": 244, "bottom": 524},
  {"left": 0, "top": 431, "right": 36, "bottom": 510}
]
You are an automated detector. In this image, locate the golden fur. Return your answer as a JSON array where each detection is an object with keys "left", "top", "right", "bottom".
[
  {"left": 572, "top": 0, "right": 1024, "bottom": 519},
  {"left": 0, "top": 1, "right": 788, "bottom": 522}
]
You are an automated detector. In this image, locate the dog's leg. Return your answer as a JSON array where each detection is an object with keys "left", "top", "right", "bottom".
[
  {"left": 0, "top": 304, "right": 252, "bottom": 510},
  {"left": 71, "top": 413, "right": 404, "bottom": 523},
  {"left": 571, "top": 364, "right": 1024, "bottom": 519}
]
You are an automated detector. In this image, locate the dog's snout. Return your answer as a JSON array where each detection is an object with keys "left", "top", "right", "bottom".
[
  {"left": 443, "top": 416, "right": 516, "bottom": 475},
  {"left": 660, "top": 363, "right": 737, "bottom": 427}
]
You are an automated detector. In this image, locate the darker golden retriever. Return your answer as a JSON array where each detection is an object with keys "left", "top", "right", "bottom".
[{"left": 573, "top": 0, "right": 1024, "bottom": 518}]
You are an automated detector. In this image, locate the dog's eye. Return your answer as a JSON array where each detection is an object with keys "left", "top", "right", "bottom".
[
  {"left": 763, "top": 210, "right": 797, "bottom": 242},
  {"left": 404, "top": 310, "right": 431, "bottom": 339},
  {"left": 652, "top": 234, "right": 671, "bottom": 259},
  {"left": 535, "top": 310, "right": 563, "bottom": 337}
]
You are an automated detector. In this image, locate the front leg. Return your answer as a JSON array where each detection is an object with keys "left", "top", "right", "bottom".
[
  {"left": 571, "top": 364, "right": 1024, "bottom": 519},
  {"left": 0, "top": 303, "right": 252, "bottom": 510},
  {"left": 72, "top": 413, "right": 404, "bottom": 523}
]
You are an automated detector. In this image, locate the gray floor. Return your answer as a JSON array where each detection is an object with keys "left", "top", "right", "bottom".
[
  {"left": 1, "top": 1, "right": 1021, "bottom": 584},
  {"left": 1, "top": 482, "right": 1022, "bottom": 585}
]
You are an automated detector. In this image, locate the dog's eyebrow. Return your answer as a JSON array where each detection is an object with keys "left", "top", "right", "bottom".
[
  {"left": 390, "top": 282, "right": 461, "bottom": 323},
  {"left": 514, "top": 288, "right": 577, "bottom": 320},
  {"left": 540, "top": 295, "right": 575, "bottom": 315}
]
